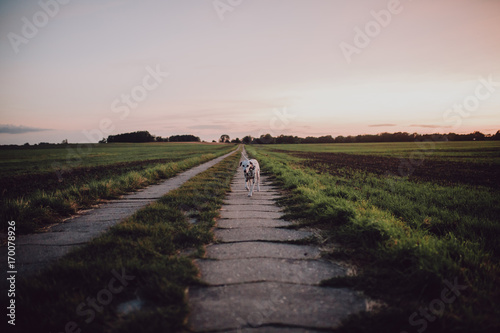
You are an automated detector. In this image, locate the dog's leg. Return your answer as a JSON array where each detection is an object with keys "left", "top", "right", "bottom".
[
  {"left": 249, "top": 179, "right": 255, "bottom": 197},
  {"left": 256, "top": 170, "right": 261, "bottom": 192},
  {"left": 245, "top": 179, "right": 249, "bottom": 191}
]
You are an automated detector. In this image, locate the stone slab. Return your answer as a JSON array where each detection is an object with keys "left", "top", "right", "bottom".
[
  {"left": 50, "top": 219, "right": 118, "bottom": 233},
  {"left": 226, "top": 196, "right": 281, "bottom": 201},
  {"left": 217, "top": 219, "right": 291, "bottom": 229},
  {"left": 224, "top": 328, "right": 324, "bottom": 333},
  {"left": 215, "top": 228, "right": 313, "bottom": 243},
  {"left": 195, "top": 258, "right": 345, "bottom": 285},
  {"left": 231, "top": 182, "right": 278, "bottom": 187},
  {"left": 221, "top": 205, "right": 282, "bottom": 213},
  {"left": 188, "top": 282, "right": 367, "bottom": 332},
  {"left": 228, "top": 186, "right": 280, "bottom": 196},
  {"left": 223, "top": 199, "right": 278, "bottom": 206},
  {"left": 0, "top": 244, "right": 79, "bottom": 282},
  {"left": 220, "top": 211, "right": 283, "bottom": 219},
  {"left": 16, "top": 230, "right": 102, "bottom": 246},
  {"left": 230, "top": 186, "right": 280, "bottom": 192},
  {"left": 205, "top": 242, "right": 321, "bottom": 260}
]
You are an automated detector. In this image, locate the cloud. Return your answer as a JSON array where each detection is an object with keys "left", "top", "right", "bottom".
[
  {"left": 368, "top": 124, "right": 397, "bottom": 127},
  {"left": 410, "top": 124, "right": 450, "bottom": 129},
  {"left": 0, "top": 124, "right": 50, "bottom": 134}
]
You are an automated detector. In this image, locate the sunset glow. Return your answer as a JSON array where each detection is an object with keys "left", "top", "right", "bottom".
[{"left": 1, "top": 0, "right": 499, "bottom": 144}]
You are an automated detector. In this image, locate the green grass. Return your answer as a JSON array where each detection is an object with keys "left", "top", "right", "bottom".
[
  {"left": 1, "top": 143, "right": 236, "bottom": 234},
  {"left": 0, "top": 142, "right": 233, "bottom": 177},
  {"left": 246, "top": 144, "right": 500, "bottom": 333},
  {"left": 268, "top": 141, "right": 500, "bottom": 164},
  {"left": 16, "top": 149, "right": 240, "bottom": 333}
]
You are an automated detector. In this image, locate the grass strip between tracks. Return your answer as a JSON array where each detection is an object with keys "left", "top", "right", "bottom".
[
  {"left": 246, "top": 145, "right": 499, "bottom": 333},
  {"left": 16, "top": 150, "right": 239, "bottom": 332},
  {"left": 2, "top": 146, "right": 236, "bottom": 234}
]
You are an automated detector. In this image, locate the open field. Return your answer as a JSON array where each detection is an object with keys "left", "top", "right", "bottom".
[
  {"left": 0, "top": 142, "right": 234, "bottom": 179},
  {"left": 247, "top": 141, "right": 500, "bottom": 332},
  {"left": 0, "top": 142, "right": 235, "bottom": 199},
  {"left": 1, "top": 143, "right": 236, "bottom": 233},
  {"left": 268, "top": 141, "right": 500, "bottom": 164},
  {"left": 5, "top": 141, "right": 499, "bottom": 331}
]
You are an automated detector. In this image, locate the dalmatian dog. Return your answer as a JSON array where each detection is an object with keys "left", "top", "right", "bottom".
[{"left": 239, "top": 158, "right": 261, "bottom": 197}]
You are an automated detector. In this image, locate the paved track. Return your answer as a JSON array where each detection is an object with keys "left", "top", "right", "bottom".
[{"left": 188, "top": 154, "right": 369, "bottom": 332}]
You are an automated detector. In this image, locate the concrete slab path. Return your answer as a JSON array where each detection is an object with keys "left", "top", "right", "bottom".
[
  {"left": 188, "top": 156, "right": 369, "bottom": 332},
  {"left": 1, "top": 150, "right": 237, "bottom": 277}
]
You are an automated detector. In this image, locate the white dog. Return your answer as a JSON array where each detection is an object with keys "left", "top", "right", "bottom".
[{"left": 239, "top": 158, "right": 260, "bottom": 197}]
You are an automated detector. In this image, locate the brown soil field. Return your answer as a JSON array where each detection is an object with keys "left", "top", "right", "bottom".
[
  {"left": 279, "top": 151, "right": 500, "bottom": 189},
  {"left": 0, "top": 158, "right": 175, "bottom": 199}
]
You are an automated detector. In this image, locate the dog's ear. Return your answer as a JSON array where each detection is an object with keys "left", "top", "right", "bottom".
[{"left": 239, "top": 162, "right": 242, "bottom": 166}]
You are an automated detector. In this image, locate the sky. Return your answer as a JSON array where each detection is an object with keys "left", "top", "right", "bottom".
[{"left": 0, "top": 0, "right": 499, "bottom": 144}]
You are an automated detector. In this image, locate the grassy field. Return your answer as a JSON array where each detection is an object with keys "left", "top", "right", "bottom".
[
  {"left": 0, "top": 142, "right": 234, "bottom": 178},
  {"left": 16, "top": 150, "right": 240, "bottom": 332},
  {"left": 5, "top": 141, "right": 499, "bottom": 332},
  {"left": 247, "top": 141, "right": 500, "bottom": 333},
  {"left": 269, "top": 141, "right": 500, "bottom": 164},
  {"left": 0, "top": 143, "right": 236, "bottom": 233}
]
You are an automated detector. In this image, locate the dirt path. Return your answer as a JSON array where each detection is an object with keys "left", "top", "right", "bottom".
[
  {"left": 2, "top": 150, "right": 237, "bottom": 277},
  {"left": 187, "top": 156, "right": 369, "bottom": 332}
]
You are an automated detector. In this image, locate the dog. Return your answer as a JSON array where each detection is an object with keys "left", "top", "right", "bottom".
[{"left": 239, "top": 158, "right": 260, "bottom": 197}]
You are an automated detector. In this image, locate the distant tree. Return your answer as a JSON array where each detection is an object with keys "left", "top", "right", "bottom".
[
  {"left": 317, "top": 135, "right": 335, "bottom": 143},
  {"left": 472, "top": 131, "right": 485, "bottom": 141},
  {"left": 212, "top": 140, "right": 216, "bottom": 143},
  {"left": 61, "top": 139, "right": 68, "bottom": 145},
  {"left": 168, "top": 134, "right": 200, "bottom": 142},
  {"left": 155, "top": 136, "right": 168, "bottom": 142},
  {"left": 242, "top": 136, "right": 252, "bottom": 144},
  {"left": 23, "top": 142, "right": 30, "bottom": 146},
  {"left": 98, "top": 138, "right": 107, "bottom": 144},
  {"left": 492, "top": 130, "right": 500, "bottom": 140},
  {"left": 219, "top": 134, "right": 230, "bottom": 143},
  {"left": 231, "top": 137, "right": 241, "bottom": 144},
  {"left": 107, "top": 131, "right": 155, "bottom": 143},
  {"left": 447, "top": 133, "right": 457, "bottom": 141},
  {"left": 275, "top": 135, "right": 301, "bottom": 144},
  {"left": 334, "top": 135, "right": 346, "bottom": 143},
  {"left": 258, "top": 134, "right": 275, "bottom": 144}
]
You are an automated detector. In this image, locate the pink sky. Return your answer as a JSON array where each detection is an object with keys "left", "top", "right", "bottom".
[{"left": 0, "top": 0, "right": 499, "bottom": 144}]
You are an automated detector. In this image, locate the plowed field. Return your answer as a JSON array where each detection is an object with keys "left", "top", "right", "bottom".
[{"left": 282, "top": 151, "right": 500, "bottom": 189}]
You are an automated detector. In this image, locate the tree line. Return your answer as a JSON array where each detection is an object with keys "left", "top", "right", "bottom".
[
  {"left": 107, "top": 130, "right": 498, "bottom": 145},
  {"left": 230, "top": 130, "right": 500, "bottom": 145},
  {"left": 102, "top": 131, "right": 200, "bottom": 143}
]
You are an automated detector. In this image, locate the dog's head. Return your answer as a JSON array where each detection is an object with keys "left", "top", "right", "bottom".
[{"left": 239, "top": 160, "right": 255, "bottom": 177}]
